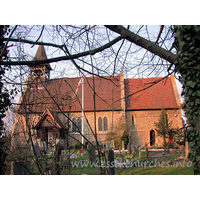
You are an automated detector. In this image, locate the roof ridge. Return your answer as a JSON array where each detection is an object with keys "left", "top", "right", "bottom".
[
  {"left": 49, "top": 75, "right": 120, "bottom": 82},
  {"left": 125, "top": 76, "right": 168, "bottom": 80}
]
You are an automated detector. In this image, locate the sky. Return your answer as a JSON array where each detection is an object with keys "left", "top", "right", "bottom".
[{"left": 4, "top": 25, "right": 186, "bottom": 121}]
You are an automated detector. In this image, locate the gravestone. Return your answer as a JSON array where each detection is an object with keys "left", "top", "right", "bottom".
[
  {"left": 128, "top": 143, "right": 132, "bottom": 155},
  {"left": 108, "top": 150, "right": 115, "bottom": 175},
  {"left": 54, "top": 163, "right": 60, "bottom": 175},
  {"left": 131, "top": 145, "right": 135, "bottom": 154},
  {"left": 122, "top": 141, "right": 125, "bottom": 150},
  {"left": 110, "top": 141, "right": 113, "bottom": 149},
  {"left": 139, "top": 147, "right": 141, "bottom": 159},
  {"left": 118, "top": 157, "right": 123, "bottom": 162},
  {"left": 55, "top": 144, "right": 62, "bottom": 162},
  {"left": 145, "top": 143, "right": 149, "bottom": 159},
  {"left": 89, "top": 146, "right": 96, "bottom": 165},
  {"left": 12, "top": 161, "right": 30, "bottom": 175},
  {"left": 43, "top": 141, "right": 47, "bottom": 154},
  {"left": 106, "top": 141, "right": 110, "bottom": 150},
  {"left": 70, "top": 153, "right": 78, "bottom": 159},
  {"left": 112, "top": 140, "right": 115, "bottom": 149},
  {"left": 34, "top": 142, "right": 40, "bottom": 157}
]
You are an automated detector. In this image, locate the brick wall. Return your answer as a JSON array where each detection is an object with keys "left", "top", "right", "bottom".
[
  {"left": 65, "top": 108, "right": 182, "bottom": 148},
  {"left": 12, "top": 108, "right": 182, "bottom": 148},
  {"left": 67, "top": 110, "right": 125, "bottom": 146},
  {"left": 126, "top": 109, "right": 182, "bottom": 147}
]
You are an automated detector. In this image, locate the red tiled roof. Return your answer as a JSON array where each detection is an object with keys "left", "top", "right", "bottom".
[
  {"left": 19, "top": 75, "right": 179, "bottom": 114},
  {"left": 34, "top": 109, "right": 64, "bottom": 128},
  {"left": 125, "top": 77, "right": 179, "bottom": 110},
  {"left": 20, "top": 45, "right": 179, "bottom": 113},
  {"left": 20, "top": 76, "right": 122, "bottom": 113}
]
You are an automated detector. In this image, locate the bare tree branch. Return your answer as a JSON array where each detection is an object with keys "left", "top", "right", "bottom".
[
  {"left": 155, "top": 25, "right": 164, "bottom": 44},
  {"left": 105, "top": 25, "right": 176, "bottom": 64},
  {"left": 0, "top": 35, "right": 124, "bottom": 66},
  {"left": 30, "top": 25, "right": 45, "bottom": 48},
  {"left": 1, "top": 37, "right": 64, "bottom": 49}
]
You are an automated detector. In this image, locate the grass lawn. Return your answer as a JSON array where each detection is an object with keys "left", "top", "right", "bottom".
[
  {"left": 118, "top": 164, "right": 194, "bottom": 175},
  {"left": 67, "top": 151, "right": 194, "bottom": 175},
  {"left": 69, "top": 160, "right": 194, "bottom": 175},
  {"left": 10, "top": 149, "right": 194, "bottom": 175}
]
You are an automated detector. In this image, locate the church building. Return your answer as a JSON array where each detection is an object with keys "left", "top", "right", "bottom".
[{"left": 11, "top": 45, "right": 183, "bottom": 150}]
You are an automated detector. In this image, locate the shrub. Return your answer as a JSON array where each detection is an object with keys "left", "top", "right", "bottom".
[
  {"left": 121, "top": 131, "right": 129, "bottom": 149},
  {"left": 73, "top": 141, "right": 82, "bottom": 150}
]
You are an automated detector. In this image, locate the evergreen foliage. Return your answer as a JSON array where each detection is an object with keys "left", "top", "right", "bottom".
[
  {"left": 174, "top": 25, "right": 200, "bottom": 174},
  {"left": 0, "top": 25, "right": 11, "bottom": 174},
  {"left": 121, "top": 131, "right": 129, "bottom": 149},
  {"left": 154, "top": 108, "right": 172, "bottom": 148}
]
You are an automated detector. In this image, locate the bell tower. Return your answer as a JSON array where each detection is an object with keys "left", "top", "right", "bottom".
[{"left": 29, "top": 45, "right": 52, "bottom": 89}]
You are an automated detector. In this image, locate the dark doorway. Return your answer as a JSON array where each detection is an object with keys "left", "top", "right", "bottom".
[
  {"left": 44, "top": 128, "right": 48, "bottom": 144},
  {"left": 150, "top": 130, "right": 155, "bottom": 146},
  {"left": 168, "top": 134, "right": 174, "bottom": 148}
]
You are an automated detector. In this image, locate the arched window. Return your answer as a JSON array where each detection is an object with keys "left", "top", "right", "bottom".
[
  {"left": 77, "top": 117, "right": 82, "bottom": 131},
  {"left": 132, "top": 115, "right": 134, "bottom": 126},
  {"left": 72, "top": 118, "right": 77, "bottom": 132},
  {"left": 98, "top": 117, "right": 102, "bottom": 131},
  {"left": 150, "top": 130, "right": 155, "bottom": 146},
  {"left": 103, "top": 117, "right": 108, "bottom": 131}
]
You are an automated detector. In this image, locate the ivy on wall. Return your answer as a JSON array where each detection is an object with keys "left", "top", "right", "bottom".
[{"left": 173, "top": 25, "right": 200, "bottom": 175}]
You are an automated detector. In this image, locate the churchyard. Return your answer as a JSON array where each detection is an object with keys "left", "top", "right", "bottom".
[
  {"left": 7, "top": 143, "right": 193, "bottom": 175},
  {"left": 68, "top": 148, "right": 193, "bottom": 175}
]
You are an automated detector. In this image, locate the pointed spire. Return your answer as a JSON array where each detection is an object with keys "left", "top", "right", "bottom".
[
  {"left": 32, "top": 44, "right": 52, "bottom": 70},
  {"left": 33, "top": 45, "right": 48, "bottom": 61}
]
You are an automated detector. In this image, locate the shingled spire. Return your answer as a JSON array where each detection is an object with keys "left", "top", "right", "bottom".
[
  {"left": 34, "top": 44, "right": 47, "bottom": 59},
  {"left": 29, "top": 45, "right": 52, "bottom": 89},
  {"left": 33, "top": 44, "right": 51, "bottom": 69}
]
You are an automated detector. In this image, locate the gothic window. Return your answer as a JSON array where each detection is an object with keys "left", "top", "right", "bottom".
[
  {"left": 77, "top": 117, "right": 82, "bottom": 131},
  {"left": 132, "top": 115, "right": 135, "bottom": 126},
  {"left": 98, "top": 117, "right": 108, "bottom": 132},
  {"left": 103, "top": 117, "right": 108, "bottom": 131},
  {"left": 98, "top": 117, "right": 102, "bottom": 131},
  {"left": 72, "top": 118, "right": 77, "bottom": 132}
]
